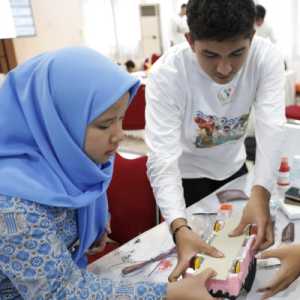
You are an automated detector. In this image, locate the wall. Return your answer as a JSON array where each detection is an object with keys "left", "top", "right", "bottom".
[
  {"left": 13, "top": 0, "right": 84, "bottom": 64},
  {"left": 140, "top": 0, "right": 176, "bottom": 52}
]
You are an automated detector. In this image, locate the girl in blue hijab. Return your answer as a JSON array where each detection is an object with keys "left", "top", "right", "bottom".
[
  {"left": 0, "top": 47, "right": 217, "bottom": 300},
  {"left": 0, "top": 47, "right": 140, "bottom": 267}
]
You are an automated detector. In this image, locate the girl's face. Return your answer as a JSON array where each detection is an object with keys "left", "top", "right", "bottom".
[{"left": 84, "top": 92, "right": 129, "bottom": 164}]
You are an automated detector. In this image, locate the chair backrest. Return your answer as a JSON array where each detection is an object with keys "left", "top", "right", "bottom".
[
  {"left": 123, "top": 84, "right": 146, "bottom": 130},
  {"left": 286, "top": 105, "right": 300, "bottom": 120},
  {"left": 107, "top": 153, "right": 157, "bottom": 244},
  {"left": 151, "top": 53, "right": 160, "bottom": 65}
]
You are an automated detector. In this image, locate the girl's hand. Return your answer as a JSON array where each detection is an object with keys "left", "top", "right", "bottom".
[
  {"left": 86, "top": 221, "right": 115, "bottom": 255},
  {"left": 167, "top": 268, "right": 219, "bottom": 300}
]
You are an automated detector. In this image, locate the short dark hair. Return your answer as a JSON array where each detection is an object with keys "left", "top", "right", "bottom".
[
  {"left": 187, "top": 0, "right": 256, "bottom": 41},
  {"left": 255, "top": 4, "right": 266, "bottom": 20},
  {"left": 181, "top": 4, "right": 187, "bottom": 9},
  {"left": 124, "top": 60, "right": 135, "bottom": 69}
]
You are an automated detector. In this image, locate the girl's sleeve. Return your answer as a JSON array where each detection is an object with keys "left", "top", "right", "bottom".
[{"left": 0, "top": 197, "right": 167, "bottom": 299}]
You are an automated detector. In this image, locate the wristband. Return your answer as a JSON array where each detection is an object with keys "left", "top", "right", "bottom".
[{"left": 172, "top": 224, "right": 192, "bottom": 244}]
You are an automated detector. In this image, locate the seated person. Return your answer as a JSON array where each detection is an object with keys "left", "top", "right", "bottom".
[
  {"left": 0, "top": 47, "right": 217, "bottom": 300},
  {"left": 124, "top": 59, "right": 136, "bottom": 73}
]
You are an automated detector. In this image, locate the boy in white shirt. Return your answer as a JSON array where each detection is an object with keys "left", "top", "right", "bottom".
[{"left": 146, "top": 0, "right": 286, "bottom": 283}]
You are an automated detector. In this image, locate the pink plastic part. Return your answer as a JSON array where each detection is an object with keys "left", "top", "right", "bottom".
[
  {"left": 206, "top": 235, "right": 256, "bottom": 296},
  {"left": 185, "top": 235, "right": 256, "bottom": 298}
]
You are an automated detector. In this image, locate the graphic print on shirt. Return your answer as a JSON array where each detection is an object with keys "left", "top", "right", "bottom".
[
  {"left": 217, "top": 86, "right": 235, "bottom": 105},
  {"left": 193, "top": 111, "right": 249, "bottom": 148}
]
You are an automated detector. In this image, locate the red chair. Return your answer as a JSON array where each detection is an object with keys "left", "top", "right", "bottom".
[
  {"left": 151, "top": 53, "right": 161, "bottom": 65},
  {"left": 123, "top": 84, "right": 146, "bottom": 130},
  {"left": 87, "top": 153, "right": 158, "bottom": 263},
  {"left": 108, "top": 153, "right": 158, "bottom": 244},
  {"left": 286, "top": 105, "right": 300, "bottom": 120}
]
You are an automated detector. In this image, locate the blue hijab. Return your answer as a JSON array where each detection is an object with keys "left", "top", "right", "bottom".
[{"left": 0, "top": 47, "right": 139, "bottom": 267}]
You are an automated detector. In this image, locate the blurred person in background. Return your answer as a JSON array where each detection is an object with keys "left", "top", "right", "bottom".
[
  {"left": 255, "top": 4, "right": 276, "bottom": 44},
  {"left": 170, "top": 4, "right": 189, "bottom": 46}
]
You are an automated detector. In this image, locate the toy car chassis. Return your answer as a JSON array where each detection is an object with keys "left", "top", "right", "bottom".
[{"left": 186, "top": 205, "right": 257, "bottom": 300}]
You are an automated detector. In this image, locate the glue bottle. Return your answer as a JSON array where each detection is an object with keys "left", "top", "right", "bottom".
[{"left": 277, "top": 157, "right": 290, "bottom": 187}]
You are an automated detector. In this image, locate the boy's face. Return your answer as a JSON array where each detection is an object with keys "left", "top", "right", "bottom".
[
  {"left": 84, "top": 92, "right": 129, "bottom": 164},
  {"left": 186, "top": 33, "right": 253, "bottom": 84}
]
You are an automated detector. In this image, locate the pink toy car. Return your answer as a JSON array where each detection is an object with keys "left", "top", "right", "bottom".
[{"left": 186, "top": 204, "right": 257, "bottom": 300}]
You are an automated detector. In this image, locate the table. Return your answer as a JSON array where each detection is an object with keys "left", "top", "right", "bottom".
[{"left": 89, "top": 171, "right": 300, "bottom": 299}]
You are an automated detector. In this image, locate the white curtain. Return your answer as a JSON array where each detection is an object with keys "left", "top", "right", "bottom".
[
  {"left": 82, "top": 0, "right": 141, "bottom": 62},
  {"left": 296, "top": 1, "right": 300, "bottom": 58},
  {"left": 83, "top": 0, "right": 116, "bottom": 59},
  {"left": 112, "top": 0, "right": 141, "bottom": 61}
]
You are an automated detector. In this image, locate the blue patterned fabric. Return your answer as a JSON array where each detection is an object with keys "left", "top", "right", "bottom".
[
  {"left": 0, "top": 195, "right": 167, "bottom": 299},
  {"left": 0, "top": 47, "right": 139, "bottom": 267}
]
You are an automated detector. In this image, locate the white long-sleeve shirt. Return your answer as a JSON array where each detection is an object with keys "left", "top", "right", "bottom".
[{"left": 145, "top": 36, "right": 286, "bottom": 225}]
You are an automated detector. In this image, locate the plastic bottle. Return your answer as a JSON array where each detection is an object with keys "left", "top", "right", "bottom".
[{"left": 277, "top": 157, "right": 290, "bottom": 187}]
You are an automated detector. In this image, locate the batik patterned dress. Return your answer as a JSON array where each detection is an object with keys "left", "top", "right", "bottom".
[{"left": 0, "top": 195, "right": 167, "bottom": 300}]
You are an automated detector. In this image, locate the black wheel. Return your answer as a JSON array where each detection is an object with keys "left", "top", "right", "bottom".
[
  {"left": 210, "top": 290, "right": 236, "bottom": 300},
  {"left": 243, "top": 257, "right": 257, "bottom": 292}
]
